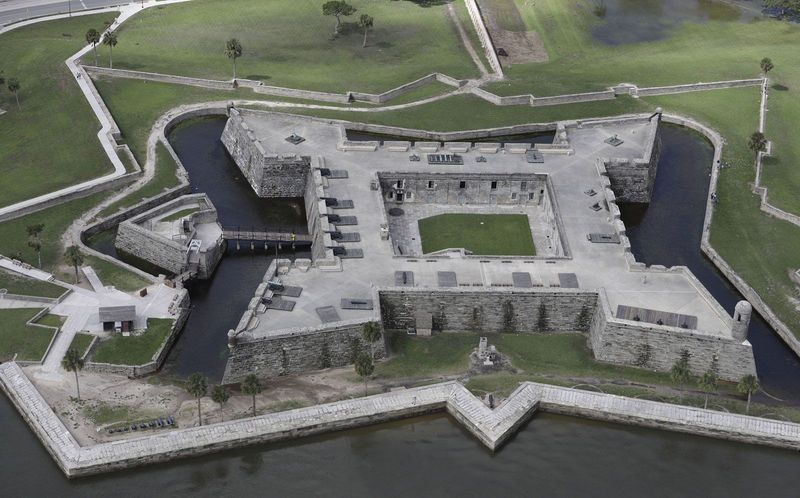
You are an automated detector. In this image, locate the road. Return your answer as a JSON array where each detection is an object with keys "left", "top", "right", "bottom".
[{"left": 0, "top": 0, "right": 132, "bottom": 27}]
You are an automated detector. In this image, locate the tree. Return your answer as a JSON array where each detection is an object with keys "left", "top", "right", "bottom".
[
  {"left": 354, "top": 352, "right": 374, "bottom": 396},
  {"left": 241, "top": 373, "right": 261, "bottom": 417},
  {"left": 102, "top": 30, "right": 118, "bottom": 69},
  {"left": 186, "top": 372, "right": 208, "bottom": 426},
  {"left": 760, "top": 57, "right": 774, "bottom": 76},
  {"left": 670, "top": 349, "right": 692, "bottom": 385},
  {"left": 7, "top": 78, "right": 20, "bottom": 108},
  {"left": 698, "top": 369, "right": 718, "bottom": 410},
  {"left": 361, "top": 321, "right": 382, "bottom": 360},
  {"left": 322, "top": 1, "right": 357, "bottom": 36},
  {"left": 26, "top": 223, "right": 44, "bottom": 268},
  {"left": 62, "top": 348, "right": 84, "bottom": 401},
  {"left": 358, "top": 14, "right": 374, "bottom": 48},
  {"left": 211, "top": 385, "right": 231, "bottom": 421},
  {"left": 86, "top": 29, "right": 101, "bottom": 66},
  {"left": 737, "top": 374, "right": 760, "bottom": 415},
  {"left": 748, "top": 131, "right": 767, "bottom": 155},
  {"left": 64, "top": 245, "right": 84, "bottom": 284},
  {"left": 224, "top": 38, "right": 243, "bottom": 80}
]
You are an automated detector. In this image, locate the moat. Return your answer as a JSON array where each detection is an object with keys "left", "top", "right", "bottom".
[{"left": 5, "top": 117, "right": 797, "bottom": 490}]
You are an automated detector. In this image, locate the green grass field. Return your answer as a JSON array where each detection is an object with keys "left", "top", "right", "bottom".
[
  {"left": 92, "top": 318, "right": 174, "bottom": 365},
  {"left": 67, "top": 332, "right": 95, "bottom": 358},
  {"left": 160, "top": 207, "right": 198, "bottom": 222},
  {"left": 0, "top": 269, "right": 66, "bottom": 298},
  {"left": 418, "top": 213, "right": 536, "bottom": 255},
  {"left": 0, "top": 308, "right": 56, "bottom": 361},
  {"left": 0, "top": 14, "right": 117, "bottom": 208},
  {"left": 36, "top": 313, "right": 65, "bottom": 328},
  {"left": 99, "top": 0, "right": 479, "bottom": 93}
]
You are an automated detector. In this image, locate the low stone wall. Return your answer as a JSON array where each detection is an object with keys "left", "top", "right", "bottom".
[
  {"left": 5, "top": 362, "right": 800, "bottom": 478},
  {"left": 635, "top": 78, "right": 764, "bottom": 97},
  {"left": 84, "top": 290, "right": 190, "bottom": 378},
  {"left": 223, "top": 319, "right": 386, "bottom": 384},
  {"left": 464, "top": 0, "right": 504, "bottom": 77}
]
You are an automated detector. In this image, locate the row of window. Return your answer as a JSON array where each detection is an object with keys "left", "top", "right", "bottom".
[{"left": 418, "top": 180, "right": 532, "bottom": 190}]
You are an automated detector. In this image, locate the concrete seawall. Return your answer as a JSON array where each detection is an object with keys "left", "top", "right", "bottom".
[{"left": 3, "top": 362, "right": 800, "bottom": 478}]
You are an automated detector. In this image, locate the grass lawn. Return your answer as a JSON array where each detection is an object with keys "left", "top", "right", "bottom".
[
  {"left": 0, "top": 192, "right": 108, "bottom": 270},
  {"left": 82, "top": 254, "right": 152, "bottom": 293},
  {"left": 418, "top": 213, "right": 536, "bottom": 255},
  {"left": 67, "top": 332, "right": 95, "bottom": 358},
  {"left": 91, "top": 318, "right": 174, "bottom": 365},
  {"left": 160, "top": 207, "right": 198, "bottom": 222},
  {"left": 0, "top": 308, "right": 56, "bottom": 361},
  {"left": 376, "top": 332, "right": 475, "bottom": 379},
  {"left": 0, "top": 269, "right": 66, "bottom": 298},
  {"left": 36, "top": 313, "right": 65, "bottom": 328},
  {"left": 0, "top": 13, "right": 118, "bottom": 207},
  {"left": 100, "top": 0, "right": 479, "bottom": 93}
]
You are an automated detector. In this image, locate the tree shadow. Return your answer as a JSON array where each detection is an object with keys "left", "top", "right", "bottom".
[
  {"left": 338, "top": 21, "right": 361, "bottom": 36},
  {"left": 374, "top": 41, "right": 394, "bottom": 49},
  {"left": 771, "top": 83, "right": 789, "bottom": 91},
  {"left": 244, "top": 75, "right": 271, "bottom": 82},
  {"left": 398, "top": 0, "right": 450, "bottom": 7}
]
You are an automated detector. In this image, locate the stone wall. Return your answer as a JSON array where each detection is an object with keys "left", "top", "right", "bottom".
[
  {"left": 115, "top": 195, "right": 224, "bottom": 278},
  {"left": 378, "top": 287, "right": 598, "bottom": 334},
  {"left": 220, "top": 109, "right": 310, "bottom": 198},
  {"left": 588, "top": 292, "right": 755, "bottom": 381},
  {"left": 378, "top": 172, "right": 549, "bottom": 206},
  {"left": 597, "top": 118, "right": 661, "bottom": 203},
  {"left": 303, "top": 167, "right": 335, "bottom": 263},
  {"left": 223, "top": 320, "right": 387, "bottom": 383}
]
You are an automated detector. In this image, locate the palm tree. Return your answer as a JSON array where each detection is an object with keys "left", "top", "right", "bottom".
[
  {"left": 748, "top": 131, "right": 767, "bottom": 155},
  {"left": 361, "top": 321, "right": 382, "bottom": 360},
  {"left": 241, "top": 373, "right": 262, "bottom": 417},
  {"left": 102, "top": 30, "right": 118, "bottom": 69},
  {"left": 26, "top": 223, "right": 44, "bottom": 268},
  {"left": 186, "top": 373, "right": 208, "bottom": 426},
  {"left": 211, "top": 385, "right": 231, "bottom": 421},
  {"left": 670, "top": 350, "right": 691, "bottom": 385},
  {"left": 354, "top": 352, "right": 374, "bottom": 396},
  {"left": 760, "top": 57, "right": 774, "bottom": 76},
  {"left": 62, "top": 348, "right": 85, "bottom": 401},
  {"left": 224, "top": 38, "right": 243, "bottom": 80},
  {"left": 7, "top": 78, "right": 20, "bottom": 108},
  {"left": 358, "top": 14, "right": 374, "bottom": 48},
  {"left": 737, "top": 374, "right": 760, "bottom": 415},
  {"left": 697, "top": 369, "right": 717, "bottom": 408},
  {"left": 64, "top": 245, "right": 84, "bottom": 284},
  {"left": 86, "top": 29, "right": 101, "bottom": 66}
]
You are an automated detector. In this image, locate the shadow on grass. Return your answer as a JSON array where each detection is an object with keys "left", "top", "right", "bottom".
[
  {"left": 772, "top": 83, "right": 790, "bottom": 91},
  {"left": 244, "top": 74, "right": 272, "bottom": 82}
]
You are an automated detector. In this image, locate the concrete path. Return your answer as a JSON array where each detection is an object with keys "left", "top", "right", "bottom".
[
  {"left": 0, "top": 297, "right": 51, "bottom": 309},
  {"left": 39, "top": 309, "right": 90, "bottom": 376},
  {"left": 0, "top": 0, "right": 128, "bottom": 27},
  {"left": 81, "top": 266, "right": 105, "bottom": 293},
  {"left": 0, "top": 256, "right": 54, "bottom": 281},
  {"left": 446, "top": 2, "right": 489, "bottom": 78}
]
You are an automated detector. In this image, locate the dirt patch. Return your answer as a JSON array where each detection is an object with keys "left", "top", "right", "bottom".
[
  {"left": 476, "top": 0, "right": 549, "bottom": 65},
  {"left": 493, "top": 29, "right": 549, "bottom": 65}
]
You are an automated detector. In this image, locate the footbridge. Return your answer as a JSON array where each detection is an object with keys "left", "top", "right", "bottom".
[{"left": 221, "top": 227, "right": 313, "bottom": 246}]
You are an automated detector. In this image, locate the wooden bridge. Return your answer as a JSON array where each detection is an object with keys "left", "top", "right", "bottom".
[{"left": 221, "top": 227, "right": 313, "bottom": 246}]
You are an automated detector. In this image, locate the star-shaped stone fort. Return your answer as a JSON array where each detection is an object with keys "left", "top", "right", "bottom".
[{"left": 141, "top": 108, "right": 755, "bottom": 384}]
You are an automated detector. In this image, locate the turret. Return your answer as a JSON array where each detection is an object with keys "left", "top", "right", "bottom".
[{"left": 731, "top": 300, "right": 752, "bottom": 342}]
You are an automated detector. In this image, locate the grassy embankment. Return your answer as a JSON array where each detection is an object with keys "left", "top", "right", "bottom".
[
  {"left": 0, "top": 308, "right": 55, "bottom": 361},
  {"left": 0, "top": 269, "right": 66, "bottom": 297},
  {"left": 100, "top": 0, "right": 479, "bottom": 93},
  {"left": 0, "top": 14, "right": 118, "bottom": 207},
  {"left": 91, "top": 318, "right": 174, "bottom": 365}
]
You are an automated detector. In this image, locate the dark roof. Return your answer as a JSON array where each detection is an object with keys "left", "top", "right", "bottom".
[{"left": 99, "top": 305, "right": 136, "bottom": 322}]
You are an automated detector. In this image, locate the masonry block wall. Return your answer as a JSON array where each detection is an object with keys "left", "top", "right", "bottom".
[
  {"left": 378, "top": 172, "right": 549, "bottom": 206},
  {"left": 378, "top": 288, "right": 598, "bottom": 334},
  {"left": 602, "top": 120, "right": 662, "bottom": 203},
  {"left": 588, "top": 296, "right": 756, "bottom": 382},
  {"left": 303, "top": 170, "right": 329, "bottom": 262},
  {"left": 223, "top": 322, "right": 387, "bottom": 383},
  {"left": 116, "top": 223, "right": 185, "bottom": 275},
  {"left": 221, "top": 109, "right": 310, "bottom": 198}
]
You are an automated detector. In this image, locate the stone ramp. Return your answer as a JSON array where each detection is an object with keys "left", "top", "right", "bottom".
[{"left": 81, "top": 266, "right": 105, "bottom": 293}]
